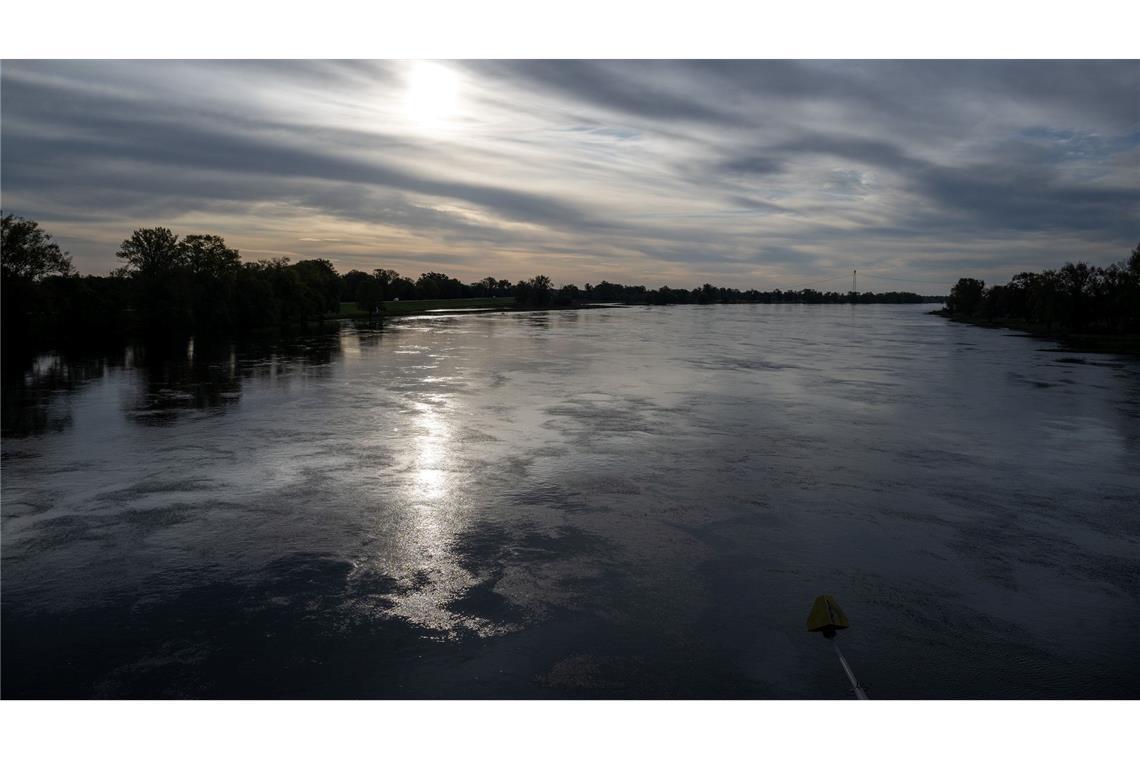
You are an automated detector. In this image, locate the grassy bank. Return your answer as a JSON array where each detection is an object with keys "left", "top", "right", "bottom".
[
  {"left": 934, "top": 310, "right": 1140, "bottom": 356},
  {"left": 338, "top": 297, "right": 515, "bottom": 318}
]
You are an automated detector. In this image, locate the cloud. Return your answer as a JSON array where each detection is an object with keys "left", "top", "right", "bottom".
[
  {"left": 720, "top": 156, "right": 786, "bottom": 176},
  {"left": 2, "top": 59, "right": 1137, "bottom": 291},
  {"left": 470, "top": 60, "right": 742, "bottom": 125}
]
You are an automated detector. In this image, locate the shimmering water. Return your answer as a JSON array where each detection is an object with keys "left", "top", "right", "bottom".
[{"left": 3, "top": 304, "right": 1138, "bottom": 698}]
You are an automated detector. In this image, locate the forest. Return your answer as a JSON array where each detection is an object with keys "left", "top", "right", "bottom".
[
  {"left": 4, "top": 213, "right": 939, "bottom": 345},
  {"left": 945, "top": 245, "right": 1140, "bottom": 336}
]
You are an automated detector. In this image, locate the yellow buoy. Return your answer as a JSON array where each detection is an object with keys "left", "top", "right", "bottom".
[
  {"left": 806, "top": 594, "right": 850, "bottom": 636},
  {"left": 806, "top": 594, "right": 867, "bottom": 698}
]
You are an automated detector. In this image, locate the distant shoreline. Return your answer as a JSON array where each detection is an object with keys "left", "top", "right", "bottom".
[
  {"left": 333, "top": 298, "right": 625, "bottom": 320},
  {"left": 932, "top": 309, "right": 1140, "bottom": 357},
  {"left": 337, "top": 298, "right": 945, "bottom": 321},
  {"left": 3, "top": 300, "right": 952, "bottom": 360}
]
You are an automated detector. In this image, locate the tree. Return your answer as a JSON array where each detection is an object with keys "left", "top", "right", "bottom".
[
  {"left": 391, "top": 275, "right": 418, "bottom": 300},
  {"left": 944, "top": 245, "right": 1140, "bottom": 335},
  {"left": 373, "top": 268, "right": 401, "bottom": 290},
  {"left": 556, "top": 283, "right": 580, "bottom": 305},
  {"left": 117, "top": 227, "right": 184, "bottom": 275},
  {"left": 236, "top": 262, "right": 280, "bottom": 327},
  {"left": 513, "top": 275, "right": 553, "bottom": 307},
  {"left": 475, "top": 276, "right": 500, "bottom": 297},
  {"left": 356, "top": 277, "right": 384, "bottom": 314},
  {"left": 1, "top": 213, "right": 73, "bottom": 280},
  {"left": 1030, "top": 270, "right": 1064, "bottom": 329},
  {"left": 416, "top": 271, "right": 462, "bottom": 299},
  {"left": 291, "top": 259, "right": 341, "bottom": 318},
  {"left": 368, "top": 268, "right": 415, "bottom": 300},
  {"left": 115, "top": 227, "right": 193, "bottom": 332},
  {"left": 180, "top": 234, "right": 240, "bottom": 278},
  {"left": 341, "top": 270, "right": 372, "bottom": 302},
  {"left": 947, "top": 278, "right": 985, "bottom": 316},
  {"left": 181, "top": 235, "right": 241, "bottom": 330}
]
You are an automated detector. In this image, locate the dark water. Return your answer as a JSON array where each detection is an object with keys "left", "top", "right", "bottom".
[{"left": 3, "top": 305, "right": 1138, "bottom": 698}]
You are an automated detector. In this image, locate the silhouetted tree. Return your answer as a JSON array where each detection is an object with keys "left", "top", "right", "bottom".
[
  {"left": 180, "top": 234, "right": 241, "bottom": 330},
  {"left": 954, "top": 246, "right": 1140, "bottom": 335},
  {"left": 697, "top": 283, "right": 719, "bottom": 304},
  {"left": 341, "top": 269, "right": 372, "bottom": 302},
  {"left": 372, "top": 268, "right": 397, "bottom": 285},
  {"left": 12, "top": 217, "right": 1020, "bottom": 351},
  {"left": 117, "top": 227, "right": 184, "bottom": 275},
  {"left": 291, "top": 259, "right": 341, "bottom": 319},
  {"left": 470, "top": 276, "right": 511, "bottom": 298},
  {"left": 2, "top": 214, "right": 76, "bottom": 340},
  {"left": 181, "top": 235, "right": 240, "bottom": 278},
  {"left": 415, "top": 271, "right": 463, "bottom": 300},
  {"left": 513, "top": 275, "right": 553, "bottom": 308},
  {"left": 115, "top": 227, "right": 193, "bottom": 331},
  {"left": 368, "top": 269, "right": 417, "bottom": 301},
  {"left": 356, "top": 277, "right": 384, "bottom": 315},
  {"left": 556, "top": 283, "right": 580, "bottom": 305},
  {"left": 947, "top": 278, "right": 985, "bottom": 316},
  {"left": 1, "top": 213, "right": 74, "bottom": 280}
]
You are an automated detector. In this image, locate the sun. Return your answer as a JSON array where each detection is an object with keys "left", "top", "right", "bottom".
[{"left": 403, "top": 61, "right": 460, "bottom": 129}]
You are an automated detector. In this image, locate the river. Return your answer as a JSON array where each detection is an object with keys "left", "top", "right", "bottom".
[{"left": 2, "top": 304, "right": 1138, "bottom": 698}]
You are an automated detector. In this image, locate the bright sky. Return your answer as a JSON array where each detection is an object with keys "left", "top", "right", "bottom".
[{"left": 2, "top": 60, "right": 1137, "bottom": 293}]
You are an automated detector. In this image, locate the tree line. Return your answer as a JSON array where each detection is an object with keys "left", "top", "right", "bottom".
[
  {"left": 581, "top": 281, "right": 939, "bottom": 305},
  {"left": 3, "top": 217, "right": 343, "bottom": 341},
  {"left": 339, "top": 268, "right": 937, "bottom": 310},
  {"left": 945, "top": 245, "right": 1140, "bottom": 335},
  {"left": 4, "top": 213, "right": 937, "bottom": 345}
]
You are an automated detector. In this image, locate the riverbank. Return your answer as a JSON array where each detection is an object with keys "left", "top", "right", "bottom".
[
  {"left": 337, "top": 297, "right": 506, "bottom": 318},
  {"left": 340, "top": 298, "right": 945, "bottom": 320},
  {"left": 335, "top": 298, "right": 624, "bottom": 319},
  {"left": 932, "top": 309, "right": 1140, "bottom": 356}
]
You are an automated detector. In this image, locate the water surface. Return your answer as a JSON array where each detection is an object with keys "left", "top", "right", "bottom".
[{"left": 3, "top": 304, "right": 1138, "bottom": 697}]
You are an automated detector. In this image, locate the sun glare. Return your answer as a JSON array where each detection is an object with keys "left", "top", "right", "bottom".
[{"left": 403, "top": 61, "right": 460, "bottom": 129}]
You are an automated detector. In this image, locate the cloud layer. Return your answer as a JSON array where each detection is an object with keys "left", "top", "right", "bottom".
[{"left": 2, "top": 60, "right": 1137, "bottom": 292}]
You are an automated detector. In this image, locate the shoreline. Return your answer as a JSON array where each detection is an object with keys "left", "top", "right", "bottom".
[
  {"left": 333, "top": 301, "right": 625, "bottom": 320},
  {"left": 337, "top": 296, "right": 943, "bottom": 321},
  {"left": 931, "top": 309, "right": 1140, "bottom": 357},
  {"left": 1, "top": 302, "right": 972, "bottom": 359}
]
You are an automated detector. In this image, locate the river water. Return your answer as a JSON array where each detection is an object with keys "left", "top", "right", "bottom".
[{"left": 2, "top": 304, "right": 1138, "bottom": 698}]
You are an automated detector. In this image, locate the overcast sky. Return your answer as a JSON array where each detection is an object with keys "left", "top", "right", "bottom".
[{"left": 2, "top": 60, "right": 1137, "bottom": 293}]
